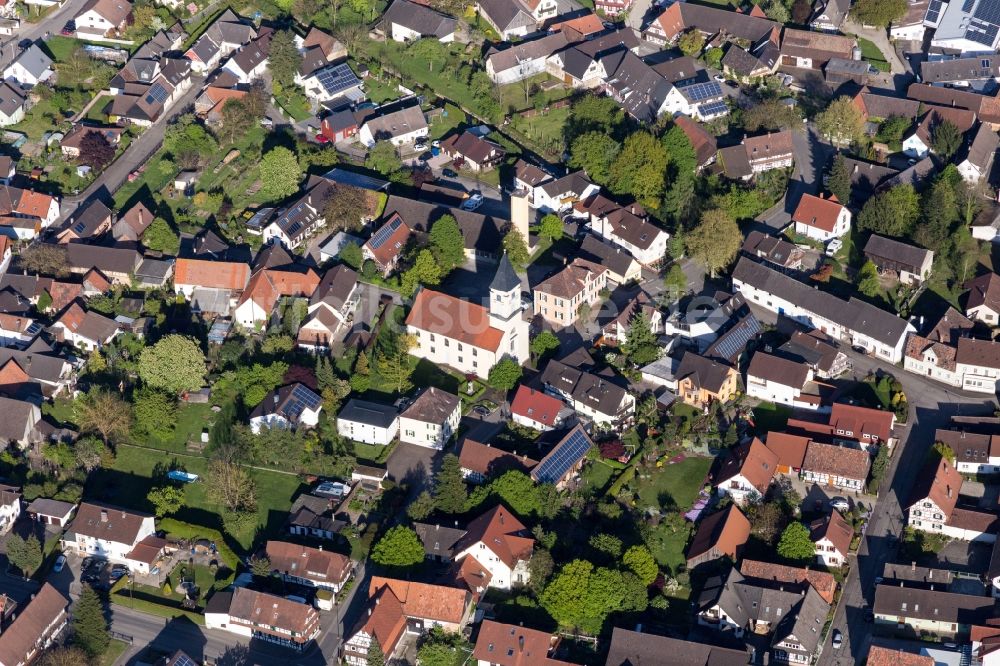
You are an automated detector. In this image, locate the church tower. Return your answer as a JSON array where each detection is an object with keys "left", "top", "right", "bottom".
[{"left": 489, "top": 253, "right": 521, "bottom": 326}]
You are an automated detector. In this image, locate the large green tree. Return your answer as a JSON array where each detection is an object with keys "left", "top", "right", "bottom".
[
  {"left": 147, "top": 485, "right": 184, "bottom": 518},
  {"left": 816, "top": 96, "right": 864, "bottom": 146},
  {"left": 433, "top": 454, "right": 467, "bottom": 514},
  {"left": 138, "top": 335, "right": 205, "bottom": 394},
  {"left": 916, "top": 177, "right": 958, "bottom": 251},
  {"left": 133, "top": 387, "right": 177, "bottom": 440},
  {"left": 742, "top": 99, "right": 803, "bottom": 133},
  {"left": 858, "top": 184, "right": 920, "bottom": 237},
  {"left": 622, "top": 311, "right": 659, "bottom": 365},
  {"left": 502, "top": 228, "right": 530, "bottom": 269},
  {"left": 569, "top": 132, "right": 620, "bottom": 185},
  {"left": 857, "top": 260, "right": 880, "bottom": 297},
  {"left": 259, "top": 147, "right": 302, "bottom": 202},
  {"left": 488, "top": 358, "right": 522, "bottom": 391},
  {"left": 540, "top": 559, "right": 629, "bottom": 633},
  {"left": 366, "top": 142, "right": 403, "bottom": 177},
  {"left": 623, "top": 545, "right": 658, "bottom": 585},
  {"left": 371, "top": 526, "right": 425, "bottom": 568},
  {"left": 609, "top": 132, "right": 669, "bottom": 209},
  {"left": 529, "top": 330, "right": 560, "bottom": 361},
  {"left": 72, "top": 585, "right": 110, "bottom": 658},
  {"left": 539, "top": 214, "right": 563, "bottom": 241},
  {"left": 6, "top": 534, "right": 42, "bottom": 577},
  {"left": 429, "top": 215, "right": 466, "bottom": 273},
  {"left": 826, "top": 153, "right": 852, "bottom": 204},
  {"left": 685, "top": 209, "right": 740, "bottom": 277},
  {"left": 74, "top": 388, "right": 132, "bottom": 445},
  {"left": 931, "top": 119, "right": 963, "bottom": 159},
  {"left": 851, "top": 0, "right": 907, "bottom": 27},
  {"left": 141, "top": 218, "right": 179, "bottom": 255},
  {"left": 268, "top": 30, "right": 303, "bottom": 90},
  {"left": 776, "top": 522, "right": 816, "bottom": 564}
]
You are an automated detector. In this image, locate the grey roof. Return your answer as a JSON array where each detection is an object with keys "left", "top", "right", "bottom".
[
  {"left": 490, "top": 254, "right": 520, "bottom": 293},
  {"left": 65, "top": 243, "right": 140, "bottom": 275},
  {"left": 381, "top": 0, "right": 457, "bottom": 38},
  {"left": 811, "top": 0, "right": 850, "bottom": 26},
  {"left": 732, "top": 257, "right": 912, "bottom": 348},
  {"left": 321, "top": 168, "right": 390, "bottom": 192},
  {"left": 64, "top": 200, "right": 112, "bottom": 239},
  {"left": 9, "top": 44, "right": 52, "bottom": 80},
  {"left": 382, "top": 195, "right": 504, "bottom": 254},
  {"left": 873, "top": 584, "right": 994, "bottom": 624},
  {"left": 578, "top": 235, "right": 638, "bottom": 280},
  {"left": 881, "top": 562, "right": 955, "bottom": 588},
  {"left": 602, "top": 50, "right": 672, "bottom": 122},
  {"left": 26, "top": 497, "right": 75, "bottom": 518},
  {"left": 0, "top": 82, "right": 25, "bottom": 117},
  {"left": 605, "top": 627, "right": 750, "bottom": 666},
  {"left": 540, "top": 359, "right": 629, "bottom": 417},
  {"left": 0, "top": 396, "right": 36, "bottom": 441},
  {"left": 676, "top": 351, "right": 735, "bottom": 393},
  {"left": 0, "top": 347, "right": 69, "bottom": 384},
  {"left": 477, "top": 0, "right": 534, "bottom": 32},
  {"left": 486, "top": 32, "right": 569, "bottom": 74},
  {"left": 400, "top": 386, "right": 460, "bottom": 424},
  {"left": 311, "top": 264, "right": 358, "bottom": 311},
  {"left": 923, "top": 55, "right": 1000, "bottom": 83},
  {"left": 961, "top": 122, "right": 1000, "bottom": 170},
  {"left": 412, "top": 522, "right": 466, "bottom": 559},
  {"left": 135, "top": 257, "right": 173, "bottom": 283},
  {"left": 338, "top": 398, "right": 397, "bottom": 428},
  {"left": 842, "top": 157, "right": 898, "bottom": 203},
  {"left": 826, "top": 58, "right": 872, "bottom": 76},
  {"left": 882, "top": 156, "right": 936, "bottom": 191},
  {"left": 362, "top": 102, "right": 427, "bottom": 140},
  {"left": 863, "top": 234, "right": 932, "bottom": 273}
]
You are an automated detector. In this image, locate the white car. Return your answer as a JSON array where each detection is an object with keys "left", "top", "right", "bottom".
[
  {"left": 825, "top": 239, "right": 843, "bottom": 256},
  {"left": 413, "top": 143, "right": 427, "bottom": 152},
  {"left": 461, "top": 193, "right": 484, "bottom": 211},
  {"left": 713, "top": 74, "right": 725, "bottom": 82},
  {"left": 830, "top": 497, "right": 850, "bottom": 512},
  {"left": 53, "top": 555, "right": 66, "bottom": 572}
]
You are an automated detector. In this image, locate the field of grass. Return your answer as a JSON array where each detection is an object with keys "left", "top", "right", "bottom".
[
  {"left": 99, "top": 639, "right": 129, "bottom": 666},
  {"left": 635, "top": 456, "right": 711, "bottom": 512},
  {"left": 855, "top": 36, "right": 890, "bottom": 73},
  {"left": 142, "top": 402, "right": 215, "bottom": 453},
  {"left": 581, "top": 460, "right": 616, "bottom": 495},
  {"left": 86, "top": 445, "right": 303, "bottom": 553},
  {"left": 509, "top": 106, "right": 569, "bottom": 160}
]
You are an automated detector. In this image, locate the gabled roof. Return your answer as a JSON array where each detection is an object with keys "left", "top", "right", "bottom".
[
  {"left": 406, "top": 288, "right": 504, "bottom": 352},
  {"left": 67, "top": 501, "right": 150, "bottom": 546},
  {"left": 673, "top": 115, "right": 717, "bottom": 167},
  {"left": 381, "top": 0, "right": 457, "bottom": 37},
  {"left": 78, "top": 0, "right": 132, "bottom": 25},
  {"left": 747, "top": 351, "right": 809, "bottom": 388},
  {"left": 250, "top": 383, "right": 323, "bottom": 423},
  {"left": 454, "top": 504, "right": 533, "bottom": 568},
  {"left": 802, "top": 441, "right": 870, "bottom": 481},
  {"left": 367, "top": 576, "right": 469, "bottom": 624},
  {"left": 53, "top": 302, "right": 119, "bottom": 344},
  {"left": 791, "top": 193, "right": 844, "bottom": 233},
  {"left": 413, "top": 522, "right": 467, "bottom": 558},
  {"left": 348, "top": 585, "right": 406, "bottom": 658},
  {"left": 686, "top": 504, "right": 750, "bottom": 563},
  {"left": 8, "top": 44, "right": 52, "bottom": 79},
  {"left": 534, "top": 258, "right": 606, "bottom": 300},
  {"left": 400, "top": 386, "right": 460, "bottom": 424},
  {"left": 676, "top": 351, "right": 736, "bottom": 394},
  {"left": 338, "top": 398, "right": 397, "bottom": 428},
  {"left": 265, "top": 540, "right": 352, "bottom": 585},
  {"left": 829, "top": 403, "right": 895, "bottom": 441},
  {"left": 739, "top": 558, "right": 837, "bottom": 604},
  {"left": 174, "top": 258, "right": 250, "bottom": 290},
  {"left": 605, "top": 627, "right": 749, "bottom": 666},
  {"left": 474, "top": 620, "right": 575, "bottom": 666},
  {"left": 866, "top": 645, "right": 934, "bottom": 666},
  {"left": 531, "top": 424, "right": 594, "bottom": 485},
  {"left": 458, "top": 438, "right": 538, "bottom": 478},
  {"left": 716, "top": 437, "right": 777, "bottom": 494},
  {"left": 539, "top": 359, "right": 631, "bottom": 418},
  {"left": 227, "top": 587, "right": 319, "bottom": 640},
  {"left": 510, "top": 386, "right": 565, "bottom": 428},
  {"left": 0, "top": 584, "right": 67, "bottom": 666},
  {"left": 809, "top": 509, "right": 853, "bottom": 555},
  {"left": 966, "top": 271, "right": 1000, "bottom": 314}
]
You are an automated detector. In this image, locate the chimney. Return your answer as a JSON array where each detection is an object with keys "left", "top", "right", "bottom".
[
  {"left": 518, "top": 636, "right": 525, "bottom": 653},
  {"left": 100, "top": 510, "right": 108, "bottom": 522},
  {"left": 911, "top": 561, "right": 916, "bottom": 571}
]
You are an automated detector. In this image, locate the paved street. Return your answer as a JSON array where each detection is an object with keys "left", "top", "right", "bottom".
[
  {"left": 0, "top": 0, "right": 91, "bottom": 69},
  {"left": 757, "top": 124, "right": 836, "bottom": 232}
]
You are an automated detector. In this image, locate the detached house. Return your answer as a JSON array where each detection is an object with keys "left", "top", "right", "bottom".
[
  {"left": 476, "top": 0, "right": 557, "bottom": 40},
  {"left": 74, "top": 0, "right": 132, "bottom": 39},
  {"left": 780, "top": 28, "right": 856, "bottom": 69},
  {"left": 63, "top": 502, "right": 158, "bottom": 570},
  {"left": 453, "top": 505, "right": 534, "bottom": 590},
  {"left": 205, "top": 587, "right": 320, "bottom": 652},
  {"left": 0, "top": 584, "right": 68, "bottom": 666},
  {"left": 511, "top": 385, "right": 570, "bottom": 431},
  {"left": 367, "top": 576, "right": 473, "bottom": 633},
  {"left": 0, "top": 396, "right": 41, "bottom": 448},
  {"left": 540, "top": 358, "right": 635, "bottom": 426},
  {"left": 440, "top": 132, "right": 505, "bottom": 172},
  {"left": 531, "top": 424, "right": 595, "bottom": 489},
  {"left": 473, "top": 620, "right": 572, "bottom": 666},
  {"left": 746, "top": 351, "right": 819, "bottom": 410},
  {"left": 719, "top": 130, "right": 794, "bottom": 180},
  {"left": 183, "top": 10, "right": 256, "bottom": 73},
  {"left": 234, "top": 265, "right": 320, "bottom": 327},
  {"left": 249, "top": 383, "right": 323, "bottom": 434},
  {"left": 50, "top": 303, "right": 119, "bottom": 351},
  {"left": 801, "top": 441, "right": 870, "bottom": 491},
  {"left": 399, "top": 387, "right": 461, "bottom": 450},
  {"left": 863, "top": 235, "right": 933, "bottom": 285},
  {"left": 675, "top": 351, "right": 740, "bottom": 410},
  {"left": 577, "top": 193, "right": 669, "bottom": 266},
  {"left": 810, "top": 510, "right": 853, "bottom": 567},
  {"left": 173, "top": 258, "right": 251, "bottom": 315},
  {"left": 458, "top": 437, "right": 538, "bottom": 484},
  {"left": 533, "top": 258, "right": 607, "bottom": 327},
  {"left": 791, "top": 193, "right": 850, "bottom": 243},
  {"left": 0, "top": 82, "right": 25, "bottom": 126},
  {"left": 3, "top": 44, "right": 52, "bottom": 88},
  {"left": 908, "top": 455, "right": 999, "bottom": 542},
  {"left": 380, "top": 0, "right": 457, "bottom": 42},
  {"left": 958, "top": 123, "right": 999, "bottom": 183},
  {"left": 714, "top": 437, "right": 778, "bottom": 505},
  {"left": 903, "top": 107, "right": 977, "bottom": 159},
  {"left": 264, "top": 540, "right": 353, "bottom": 596},
  {"left": 358, "top": 103, "right": 428, "bottom": 148},
  {"left": 337, "top": 399, "right": 398, "bottom": 446},
  {"left": 966, "top": 272, "right": 1000, "bottom": 325},
  {"left": 297, "top": 264, "right": 358, "bottom": 351},
  {"left": 686, "top": 504, "right": 751, "bottom": 568}
]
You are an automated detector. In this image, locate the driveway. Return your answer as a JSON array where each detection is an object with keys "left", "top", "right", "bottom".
[
  {"left": 757, "top": 124, "right": 836, "bottom": 233},
  {"left": 626, "top": 0, "right": 656, "bottom": 32},
  {"left": 386, "top": 442, "right": 440, "bottom": 492},
  {"left": 841, "top": 17, "right": 908, "bottom": 75}
]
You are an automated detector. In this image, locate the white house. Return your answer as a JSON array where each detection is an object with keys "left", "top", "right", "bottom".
[
  {"left": 265, "top": 540, "right": 353, "bottom": 595},
  {"left": 249, "top": 383, "right": 323, "bottom": 434},
  {"left": 578, "top": 194, "right": 669, "bottom": 266},
  {"left": 790, "top": 193, "right": 850, "bottom": 242},
  {"left": 539, "top": 359, "right": 636, "bottom": 427},
  {"left": 358, "top": 104, "right": 428, "bottom": 148},
  {"left": 398, "top": 387, "right": 461, "bottom": 450},
  {"left": 0, "top": 484, "right": 20, "bottom": 535},
  {"left": 745, "top": 351, "right": 820, "bottom": 410},
  {"left": 74, "top": 0, "right": 132, "bottom": 38},
  {"left": 0, "top": 82, "right": 25, "bottom": 126},
  {"left": 380, "top": 0, "right": 457, "bottom": 42},
  {"left": 62, "top": 502, "right": 158, "bottom": 569},
  {"left": 50, "top": 303, "right": 119, "bottom": 351},
  {"left": 510, "top": 385, "right": 569, "bottom": 431},
  {"left": 809, "top": 511, "right": 852, "bottom": 568},
  {"left": 0, "top": 396, "right": 41, "bottom": 449},
  {"left": 957, "top": 124, "right": 999, "bottom": 184},
  {"left": 337, "top": 399, "right": 399, "bottom": 446},
  {"left": 530, "top": 171, "right": 600, "bottom": 214},
  {"left": 298, "top": 62, "right": 363, "bottom": 105},
  {"left": 713, "top": 438, "right": 777, "bottom": 505},
  {"left": 406, "top": 256, "right": 529, "bottom": 380},
  {"left": 908, "top": 456, "right": 999, "bottom": 543},
  {"left": 3, "top": 44, "right": 52, "bottom": 88},
  {"left": 205, "top": 587, "right": 321, "bottom": 652},
  {"left": 297, "top": 264, "right": 359, "bottom": 351},
  {"left": 936, "top": 426, "right": 1000, "bottom": 476},
  {"left": 453, "top": 505, "right": 533, "bottom": 590}
]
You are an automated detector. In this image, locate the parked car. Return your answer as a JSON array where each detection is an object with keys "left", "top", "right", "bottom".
[
  {"left": 315, "top": 134, "right": 329, "bottom": 144},
  {"left": 829, "top": 497, "right": 850, "bottom": 512},
  {"left": 60, "top": 23, "right": 75, "bottom": 35},
  {"left": 53, "top": 555, "right": 66, "bottom": 572},
  {"left": 461, "top": 193, "right": 484, "bottom": 211},
  {"left": 831, "top": 630, "right": 843, "bottom": 649},
  {"left": 825, "top": 238, "right": 843, "bottom": 256},
  {"left": 414, "top": 142, "right": 427, "bottom": 152},
  {"left": 442, "top": 168, "right": 458, "bottom": 178}
]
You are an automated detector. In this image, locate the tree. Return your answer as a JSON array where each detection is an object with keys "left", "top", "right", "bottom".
[
  {"left": 376, "top": 334, "right": 416, "bottom": 394},
  {"left": 416, "top": 628, "right": 470, "bottom": 666},
  {"left": 38, "top": 647, "right": 91, "bottom": 666},
  {"left": 746, "top": 501, "right": 785, "bottom": 544},
  {"left": 502, "top": 228, "right": 530, "bottom": 269},
  {"left": 367, "top": 637, "right": 386, "bottom": 666},
  {"left": 407, "top": 490, "right": 435, "bottom": 521},
  {"left": 569, "top": 132, "right": 620, "bottom": 185},
  {"left": 852, "top": 0, "right": 907, "bottom": 27},
  {"left": 609, "top": 132, "right": 669, "bottom": 209},
  {"left": 141, "top": 217, "right": 180, "bottom": 255},
  {"left": 371, "top": 526, "right": 425, "bottom": 567},
  {"left": 622, "top": 311, "right": 659, "bottom": 365},
  {"left": 78, "top": 131, "right": 115, "bottom": 169},
  {"left": 664, "top": 263, "right": 687, "bottom": 298},
  {"left": 761, "top": 0, "right": 789, "bottom": 23},
  {"left": 622, "top": 545, "right": 657, "bottom": 584},
  {"left": 340, "top": 241, "right": 363, "bottom": 269},
  {"left": 268, "top": 30, "right": 303, "bottom": 89},
  {"left": 776, "top": 522, "right": 815, "bottom": 563},
  {"left": 132, "top": 387, "right": 178, "bottom": 440},
  {"left": 826, "top": 153, "right": 851, "bottom": 204},
  {"left": 530, "top": 330, "right": 560, "bottom": 361},
  {"left": 932, "top": 441, "right": 957, "bottom": 464},
  {"left": 792, "top": 0, "right": 812, "bottom": 22},
  {"left": 75, "top": 388, "right": 131, "bottom": 445},
  {"left": 686, "top": 209, "right": 740, "bottom": 277},
  {"left": 207, "top": 457, "right": 257, "bottom": 513},
  {"left": 857, "top": 260, "right": 880, "bottom": 297},
  {"left": 876, "top": 115, "right": 912, "bottom": 145},
  {"left": 147, "top": 485, "right": 184, "bottom": 517},
  {"left": 434, "top": 454, "right": 468, "bottom": 514},
  {"left": 932, "top": 119, "right": 963, "bottom": 159},
  {"left": 539, "top": 214, "right": 563, "bottom": 241},
  {"left": 322, "top": 183, "right": 368, "bottom": 232},
  {"left": 139, "top": 335, "right": 205, "bottom": 394},
  {"left": 6, "top": 533, "right": 41, "bottom": 577},
  {"left": 488, "top": 358, "right": 522, "bottom": 391},
  {"left": 36, "top": 289, "right": 52, "bottom": 312},
  {"left": 858, "top": 184, "right": 920, "bottom": 236},
  {"left": 815, "top": 96, "right": 864, "bottom": 146},
  {"left": 540, "top": 560, "right": 630, "bottom": 634},
  {"left": 72, "top": 585, "right": 109, "bottom": 659},
  {"left": 429, "top": 215, "right": 466, "bottom": 273},
  {"left": 366, "top": 142, "right": 403, "bottom": 177},
  {"left": 249, "top": 555, "right": 273, "bottom": 577},
  {"left": 677, "top": 30, "right": 705, "bottom": 56},
  {"left": 528, "top": 548, "right": 554, "bottom": 593},
  {"left": 216, "top": 97, "right": 256, "bottom": 145},
  {"left": 19, "top": 243, "right": 68, "bottom": 276},
  {"left": 566, "top": 95, "right": 627, "bottom": 143},
  {"left": 916, "top": 177, "right": 958, "bottom": 251},
  {"left": 259, "top": 147, "right": 302, "bottom": 202},
  {"left": 75, "top": 437, "right": 109, "bottom": 472}
]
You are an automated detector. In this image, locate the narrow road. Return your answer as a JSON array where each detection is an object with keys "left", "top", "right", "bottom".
[
  {"left": 842, "top": 17, "right": 908, "bottom": 76},
  {"left": 0, "top": 0, "right": 90, "bottom": 68},
  {"left": 757, "top": 123, "right": 836, "bottom": 232},
  {"left": 626, "top": 0, "right": 655, "bottom": 32}
]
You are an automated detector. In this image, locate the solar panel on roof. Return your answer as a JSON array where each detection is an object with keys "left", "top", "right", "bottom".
[
  {"left": 173, "top": 656, "right": 197, "bottom": 666},
  {"left": 698, "top": 101, "right": 729, "bottom": 118},
  {"left": 964, "top": 0, "right": 977, "bottom": 12},
  {"left": 968, "top": 23, "right": 999, "bottom": 45},
  {"left": 315, "top": 63, "right": 360, "bottom": 96},
  {"left": 974, "top": 0, "right": 1000, "bottom": 24},
  {"left": 680, "top": 81, "right": 723, "bottom": 102},
  {"left": 369, "top": 216, "right": 402, "bottom": 250},
  {"left": 534, "top": 429, "right": 591, "bottom": 484},
  {"left": 926, "top": 0, "right": 943, "bottom": 22},
  {"left": 711, "top": 316, "right": 763, "bottom": 361},
  {"left": 284, "top": 383, "right": 321, "bottom": 420}
]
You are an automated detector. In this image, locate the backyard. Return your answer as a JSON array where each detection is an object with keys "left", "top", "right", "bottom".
[{"left": 634, "top": 456, "right": 712, "bottom": 513}]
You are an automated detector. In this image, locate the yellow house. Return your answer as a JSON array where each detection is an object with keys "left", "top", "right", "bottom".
[{"left": 675, "top": 352, "right": 740, "bottom": 409}]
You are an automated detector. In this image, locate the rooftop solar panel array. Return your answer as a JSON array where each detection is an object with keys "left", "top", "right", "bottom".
[
  {"left": 145, "top": 83, "right": 168, "bottom": 106},
  {"left": 284, "top": 383, "right": 321, "bottom": 420},
  {"left": 534, "top": 428, "right": 592, "bottom": 484},
  {"left": 925, "top": 0, "right": 943, "bottom": 23},
  {"left": 681, "top": 81, "right": 723, "bottom": 102},
  {"left": 173, "top": 656, "right": 198, "bottom": 666},
  {"left": 709, "top": 315, "right": 763, "bottom": 361},
  {"left": 369, "top": 216, "right": 403, "bottom": 250},
  {"left": 969, "top": 0, "right": 1000, "bottom": 45},
  {"left": 699, "top": 101, "right": 729, "bottom": 118},
  {"left": 964, "top": 0, "right": 977, "bottom": 13},
  {"left": 315, "top": 63, "right": 361, "bottom": 96}
]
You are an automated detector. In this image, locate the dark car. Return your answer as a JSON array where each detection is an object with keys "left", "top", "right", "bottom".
[
  {"left": 60, "top": 21, "right": 75, "bottom": 36},
  {"left": 17, "top": 38, "right": 32, "bottom": 49},
  {"left": 442, "top": 168, "right": 458, "bottom": 178}
]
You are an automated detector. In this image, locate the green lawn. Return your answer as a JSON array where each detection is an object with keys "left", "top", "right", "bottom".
[
  {"left": 635, "top": 456, "right": 711, "bottom": 512},
  {"left": 86, "top": 445, "right": 303, "bottom": 552},
  {"left": 581, "top": 460, "right": 616, "bottom": 495},
  {"left": 99, "top": 639, "right": 129, "bottom": 666},
  {"left": 855, "top": 36, "right": 890, "bottom": 72},
  {"left": 273, "top": 87, "right": 313, "bottom": 122},
  {"left": 365, "top": 76, "right": 401, "bottom": 105},
  {"left": 40, "top": 36, "right": 84, "bottom": 62},
  {"left": 142, "top": 402, "right": 215, "bottom": 454},
  {"left": 752, "top": 401, "right": 792, "bottom": 434},
  {"left": 509, "top": 106, "right": 569, "bottom": 161}
]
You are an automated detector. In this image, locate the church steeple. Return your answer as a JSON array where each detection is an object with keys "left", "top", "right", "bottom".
[{"left": 489, "top": 253, "right": 520, "bottom": 324}]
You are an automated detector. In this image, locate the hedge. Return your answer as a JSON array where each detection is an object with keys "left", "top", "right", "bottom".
[{"left": 157, "top": 518, "right": 240, "bottom": 571}]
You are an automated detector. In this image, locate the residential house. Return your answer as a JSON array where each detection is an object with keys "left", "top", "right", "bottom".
[
  {"left": 778, "top": 330, "right": 849, "bottom": 379},
  {"left": 264, "top": 540, "right": 353, "bottom": 595},
  {"left": 922, "top": 54, "right": 1000, "bottom": 88},
  {"left": 765, "top": 431, "right": 811, "bottom": 475},
  {"left": 936, "top": 421, "right": 1000, "bottom": 475},
  {"left": 675, "top": 351, "right": 740, "bottom": 410},
  {"left": 111, "top": 201, "right": 154, "bottom": 242},
  {"left": 298, "top": 61, "right": 363, "bottom": 105},
  {"left": 966, "top": 272, "right": 1000, "bottom": 325},
  {"left": 60, "top": 124, "right": 123, "bottom": 159},
  {"left": 62, "top": 502, "right": 157, "bottom": 570},
  {"left": 533, "top": 258, "right": 607, "bottom": 327},
  {"left": 674, "top": 115, "right": 718, "bottom": 171},
  {"left": 485, "top": 32, "right": 570, "bottom": 85},
  {"left": 320, "top": 108, "right": 360, "bottom": 143},
  {"left": 791, "top": 193, "right": 850, "bottom": 243},
  {"left": 194, "top": 85, "right": 246, "bottom": 124},
  {"left": 577, "top": 194, "right": 669, "bottom": 265},
  {"left": 904, "top": 308, "right": 976, "bottom": 386},
  {"left": 205, "top": 587, "right": 320, "bottom": 651},
  {"left": 873, "top": 585, "right": 994, "bottom": 638},
  {"left": 928, "top": 0, "right": 1000, "bottom": 52},
  {"left": 0, "top": 396, "right": 40, "bottom": 448},
  {"left": 297, "top": 264, "right": 358, "bottom": 351},
  {"left": 234, "top": 265, "right": 320, "bottom": 327},
  {"left": 476, "top": 0, "right": 557, "bottom": 40},
  {"left": 908, "top": 455, "right": 1000, "bottom": 542},
  {"left": 337, "top": 399, "right": 398, "bottom": 446},
  {"left": 50, "top": 303, "right": 119, "bottom": 351},
  {"left": 440, "top": 132, "right": 505, "bottom": 172},
  {"left": 260, "top": 180, "right": 334, "bottom": 249},
  {"left": 57, "top": 200, "right": 113, "bottom": 243},
  {"left": 578, "top": 235, "right": 641, "bottom": 285},
  {"left": 0, "top": 313, "right": 41, "bottom": 349},
  {"left": 809, "top": 0, "right": 850, "bottom": 31},
  {"left": 866, "top": 645, "right": 934, "bottom": 666},
  {"left": 0, "top": 83, "right": 25, "bottom": 126},
  {"left": 64, "top": 244, "right": 141, "bottom": 284},
  {"left": 399, "top": 387, "right": 461, "bottom": 450},
  {"left": 746, "top": 351, "right": 820, "bottom": 410},
  {"left": 644, "top": 2, "right": 778, "bottom": 47},
  {"left": 297, "top": 27, "right": 346, "bottom": 64},
  {"left": 686, "top": 504, "right": 751, "bottom": 568},
  {"left": 286, "top": 494, "right": 344, "bottom": 541},
  {"left": 780, "top": 28, "right": 856, "bottom": 69},
  {"left": 457, "top": 437, "right": 538, "bottom": 484},
  {"left": 863, "top": 235, "right": 933, "bottom": 285},
  {"left": 529, "top": 171, "right": 599, "bottom": 214},
  {"left": 739, "top": 558, "right": 838, "bottom": 604},
  {"left": 220, "top": 33, "right": 271, "bottom": 84},
  {"left": 0, "top": 484, "right": 19, "bottom": 534},
  {"left": 719, "top": 130, "right": 794, "bottom": 180},
  {"left": 380, "top": 0, "right": 457, "bottom": 42},
  {"left": 358, "top": 103, "right": 428, "bottom": 148},
  {"left": 367, "top": 576, "right": 473, "bottom": 632},
  {"left": 2, "top": 44, "right": 52, "bottom": 88},
  {"left": 809, "top": 510, "right": 853, "bottom": 567},
  {"left": 342, "top": 585, "right": 407, "bottom": 666},
  {"left": 0, "top": 185, "right": 60, "bottom": 238},
  {"left": 361, "top": 214, "right": 411, "bottom": 276},
  {"left": 173, "top": 258, "right": 251, "bottom": 314},
  {"left": 0, "top": 584, "right": 68, "bottom": 666},
  {"left": 26, "top": 497, "right": 75, "bottom": 527},
  {"left": 602, "top": 292, "right": 661, "bottom": 346},
  {"left": 0, "top": 156, "right": 14, "bottom": 186},
  {"left": 413, "top": 522, "right": 466, "bottom": 563},
  {"left": 801, "top": 441, "right": 870, "bottom": 491},
  {"left": 732, "top": 258, "right": 915, "bottom": 363},
  {"left": 406, "top": 257, "right": 529, "bottom": 380},
  {"left": 0, "top": 347, "right": 73, "bottom": 398},
  {"left": 957, "top": 123, "right": 999, "bottom": 183},
  {"left": 841, "top": 157, "right": 900, "bottom": 206},
  {"left": 473, "top": 620, "right": 572, "bottom": 666},
  {"left": 74, "top": 0, "right": 131, "bottom": 39},
  {"left": 714, "top": 437, "right": 778, "bottom": 505},
  {"left": 741, "top": 230, "right": 804, "bottom": 272},
  {"left": 249, "top": 383, "right": 323, "bottom": 434},
  {"left": 540, "top": 359, "right": 635, "bottom": 426},
  {"left": 183, "top": 10, "right": 256, "bottom": 74},
  {"left": 510, "top": 385, "right": 569, "bottom": 431},
  {"left": 903, "top": 107, "right": 977, "bottom": 158},
  {"left": 453, "top": 505, "right": 534, "bottom": 590},
  {"left": 721, "top": 30, "right": 781, "bottom": 82},
  {"left": 605, "top": 627, "right": 751, "bottom": 666},
  {"left": 530, "top": 424, "right": 595, "bottom": 489}
]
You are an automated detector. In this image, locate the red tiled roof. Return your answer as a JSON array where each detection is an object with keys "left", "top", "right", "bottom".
[
  {"left": 738, "top": 559, "right": 837, "bottom": 604},
  {"left": 809, "top": 509, "right": 853, "bottom": 556},
  {"left": 454, "top": 504, "right": 533, "bottom": 569},
  {"left": 802, "top": 442, "right": 870, "bottom": 481},
  {"left": 791, "top": 193, "right": 844, "bottom": 233},
  {"left": 368, "top": 576, "right": 469, "bottom": 625},
  {"left": 867, "top": 645, "right": 934, "bottom": 666},
  {"left": 174, "top": 258, "right": 250, "bottom": 291},
  {"left": 829, "top": 403, "right": 894, "bottom": 442},
  {"left": 349, "top": 585, "right": 406, "bottom": 659},
  {"left": 406, "top": 288, "right": 504, "bottom": 352},
  {"left": 458, "top": 438, "right": 537, "bottom": 478},
  {"left": 715, "top": 437, "right": 777, "bottom": 494},
  {"left": 510, "top": 386, "right": 564, "bottom": 428},
  {"left": 473, "top": 620, "right": 575, "bottom": 666}
]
